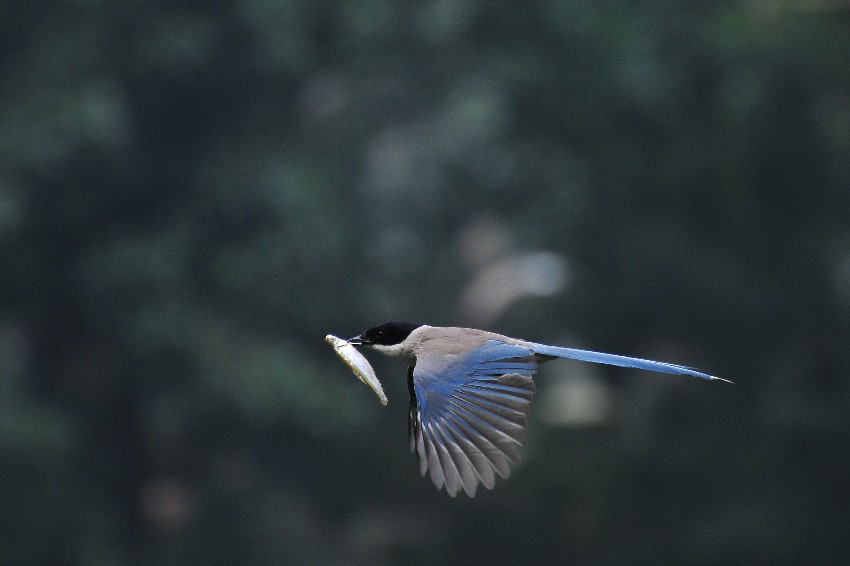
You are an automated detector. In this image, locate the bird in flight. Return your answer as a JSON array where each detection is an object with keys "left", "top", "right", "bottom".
[{"left": 346, "top": 321, "right": 729, "bottom": 497}]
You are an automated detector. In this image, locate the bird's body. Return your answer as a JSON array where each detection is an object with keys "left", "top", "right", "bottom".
[
  {"left": 368, "top": 325, "right": 520, "bottom": 365},
  {"left": 348, "top": 321, "right": 727, "bottom": 497}
]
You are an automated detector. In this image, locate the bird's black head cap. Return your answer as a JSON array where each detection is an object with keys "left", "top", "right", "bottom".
[{"left": 351, "top": 321, "right": 422, "bottom": 346}]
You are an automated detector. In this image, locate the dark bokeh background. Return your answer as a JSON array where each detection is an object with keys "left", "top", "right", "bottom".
[{"left": 2, "top": 1, "right": 849, "bottom": 564}]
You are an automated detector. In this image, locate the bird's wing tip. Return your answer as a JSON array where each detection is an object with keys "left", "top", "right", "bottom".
[{"left": 710, "top": 375, "right": 735, "bottom": 384}]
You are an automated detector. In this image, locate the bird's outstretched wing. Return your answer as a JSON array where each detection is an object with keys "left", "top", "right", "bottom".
[{"left": 408, "top": 340, "right": 537, "bottom": 497}]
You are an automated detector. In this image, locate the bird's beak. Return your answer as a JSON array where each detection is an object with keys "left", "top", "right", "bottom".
[{"left": 347, "top": 335, "right": 366, "bottom": 345}]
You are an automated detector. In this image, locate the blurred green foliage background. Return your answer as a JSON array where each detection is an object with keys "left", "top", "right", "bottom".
[{"left": 2, "top": 1, "right": 849, "bottom": 564}]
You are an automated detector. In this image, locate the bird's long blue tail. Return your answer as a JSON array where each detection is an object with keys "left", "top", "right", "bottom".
[{"left": 530, "top": 343, "right": 731, "bottom": 382}]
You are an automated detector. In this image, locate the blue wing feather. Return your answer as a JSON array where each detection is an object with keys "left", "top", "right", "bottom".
[{"left": 411, "top": 340, "right": 537, "bottom": 497}]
